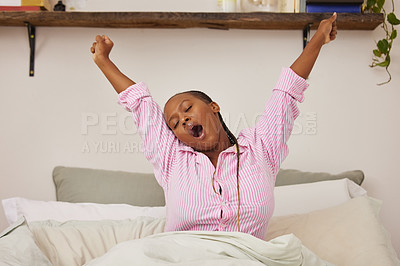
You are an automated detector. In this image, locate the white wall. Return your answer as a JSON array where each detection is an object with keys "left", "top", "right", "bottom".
[{"left": 1, "top": 0, "right": 399, "bottom": 257}]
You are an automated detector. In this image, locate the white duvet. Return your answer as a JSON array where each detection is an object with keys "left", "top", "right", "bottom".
[
  {"left": 1, "top": 196, "right": 399, "bottom": 266},
  {"left": 85, "top": 231, "right": 333, "bottom": 266}
]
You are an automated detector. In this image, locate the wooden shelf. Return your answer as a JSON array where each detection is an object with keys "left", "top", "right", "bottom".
[
  {"left": 0, "top": 11, "right": 383, "bottom": 77},
  {"left": 0, "top": 11, "right": 383, "bottom": 30}
]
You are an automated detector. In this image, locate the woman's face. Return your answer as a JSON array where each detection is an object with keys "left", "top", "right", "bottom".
[{"left": 164, "top": 93, "right": 224, "bottom": 152}]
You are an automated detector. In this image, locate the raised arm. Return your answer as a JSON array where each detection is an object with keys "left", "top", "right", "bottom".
[
  {"left": 90, "top": 35, "right": 178, "bottom": 188},
  {"left": 290, "top": 13, "right": 337, "bottom": 79},
  {"left": 254, "top": 14, "right": 337, "bottom": 176},
  {"left": 91, "top": 35, "right": 135, "bottom": 93}
]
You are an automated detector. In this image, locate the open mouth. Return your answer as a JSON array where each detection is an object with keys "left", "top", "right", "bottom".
[{"left": 189, "top": 124, "right": 204, "bottom": 138}]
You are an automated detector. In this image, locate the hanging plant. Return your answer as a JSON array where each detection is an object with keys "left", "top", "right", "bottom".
[{"left": 366, "top": 0, "right": 399, "bottom": 85}]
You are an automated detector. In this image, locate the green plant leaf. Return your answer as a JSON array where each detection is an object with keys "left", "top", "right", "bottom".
[
  {"left": 372, "top": 6, "right": 381, "bottom": 13},
  {"left": 376, "top": 0, "right": 385, "bottom": 9},
  {"left": 377, "top": 39, "right": 389, "bottom": 54},
  {"left": 376, "top": 60, "right": 389, "bottom": 67},
  {"left": 390, "top": 29, "right": 397, "bottom": 39},
  {"left": 373, "top": 49, "right": 382, "bottom": 56},
  {"left": 369, "top": 0, "right": 395, "bottom": 84},
  {"left": 367, "top": 0, "right": 376, "bottom": 8},
  {"left": 383, "top": 39, "right": 389, "bottom": 47},
  {"left": 373, "top": 49, "right": 382, "bottom": 57},
  {"left": 375, "top": 55, "right": 390, "bottom": 67},
  {"left": 388, "top": 13, "right": 400, "bottom": 25}
]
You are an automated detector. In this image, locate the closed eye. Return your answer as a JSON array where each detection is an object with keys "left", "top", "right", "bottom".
[{"left": 172, "top": 105, "right": 191, "bottom": 129}]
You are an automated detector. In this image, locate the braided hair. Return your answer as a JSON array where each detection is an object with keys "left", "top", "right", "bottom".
[{"left": 167, "top": 90, "right": 241, "bottom": 232}]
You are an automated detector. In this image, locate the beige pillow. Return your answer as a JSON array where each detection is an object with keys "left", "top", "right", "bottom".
[
  {"left": 53, "top": 166, "right": 165, "bottom": 206},
  {"left": 30, "top": 216, "right": 165, "bottom": 266},
  {"left": 266, "top": 196, "right": 399, "bottom": 266}
]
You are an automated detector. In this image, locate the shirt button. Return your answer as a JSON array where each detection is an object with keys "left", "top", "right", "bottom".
[
  {"left": 221, "top": 223, "right": 226, "bottom": 228},
  {"left": 221, "top": 201, "right": 226, "bottom": 206}
]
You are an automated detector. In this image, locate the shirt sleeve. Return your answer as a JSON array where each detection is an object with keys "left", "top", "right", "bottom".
[
  {"left": 118, "top": 82, "right": 178, "bottom": 188},
  {"left": 255, "top": 68, "right": 309, "bottom": 176}
]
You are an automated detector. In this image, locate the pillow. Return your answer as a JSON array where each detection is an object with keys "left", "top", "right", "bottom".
[
  {"left": 272, "top": 178, "right": 366, "bottom": 217},
  {"left": 2, "top": 197, "right": 166, "bottom": 225},
  {"left": 53, "top": 166, "right": 364, "bottom": 206},
  {"left": 266, "top": 196, "right": 399, "bottom": 266},
  {"left": 3, "top": 179, "right": 365, "bottom": 225},
  {"left": 29, "top": 217, "right": 165, "bottom": 266},
  {"left": 276, "top": 169, "right": 364, "bottom": 186},
  {"left": 53, "top": 166, "right": 165, "bottom": 206},
  {"left": 0, "top": 217, "right": 52, "bottom": 266}
]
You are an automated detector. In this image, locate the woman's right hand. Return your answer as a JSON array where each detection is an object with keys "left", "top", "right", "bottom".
[{"left": 90, "top": 35, "right": 114, "bottom": 63}]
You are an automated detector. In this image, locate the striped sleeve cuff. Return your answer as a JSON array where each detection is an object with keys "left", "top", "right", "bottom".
[
  {"left": 118, "top": 82, "right": 150, "bottom": 112},
  {"left": 273, "top": 68, "right": 309, "bottom": 103}
]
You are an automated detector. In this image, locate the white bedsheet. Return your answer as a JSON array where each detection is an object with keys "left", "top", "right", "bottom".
[{"left": 85, "top": 231, "right": 333, "bottom": 266}]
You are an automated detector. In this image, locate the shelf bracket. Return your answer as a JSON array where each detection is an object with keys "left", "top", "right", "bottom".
[
  {"left": 303, "top": 23, "right": 312, "bottom": 50},
  {"left": 25, "top": 22, "right": 36, "bottom": 77}
]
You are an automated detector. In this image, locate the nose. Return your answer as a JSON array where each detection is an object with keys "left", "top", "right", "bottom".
[{"left": 181, "top": 117, "right": 189, "bottom": 126}]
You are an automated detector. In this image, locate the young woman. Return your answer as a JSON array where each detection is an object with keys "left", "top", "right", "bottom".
[{"left": 90, "top": 13, "right": 337, "bottom": 240}]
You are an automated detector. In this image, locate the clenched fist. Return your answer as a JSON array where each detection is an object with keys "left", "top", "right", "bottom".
[
  {"left": 316, "top": 13, "right": 338, "bottom": 45},
  {"left": 90, "top": 35, "right": 114, "bottom": 63}
]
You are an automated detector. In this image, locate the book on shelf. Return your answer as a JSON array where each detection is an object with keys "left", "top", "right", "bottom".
[
  {"left": 0, "top": 5, "right": 41, "bottom": 10},
  {"left": 306, "top": 0, "right": 363, "bottom": 3},
  {"left": 0, "top": 0, "right": 52, "bottom": 10},
  {"left": 300, "top": 0, "right": 306, "bottom": 12},
  {"left": 306, "top": 3, "right": 361, "bottom": 13},
  {"left": 279, "top": 0, "right": 301, "bottom": 13},
  {"left": 303, "top": 0, "right": 363, "bottom": 13},
  {"left": 0, "top": 0, "right": 19, "bottom": 5}
]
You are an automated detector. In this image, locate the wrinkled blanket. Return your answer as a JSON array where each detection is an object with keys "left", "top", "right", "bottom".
[{"left": 85, "top": 231, "right": 334, "bottom": 266}]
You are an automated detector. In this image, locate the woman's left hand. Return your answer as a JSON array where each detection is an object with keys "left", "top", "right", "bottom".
[{"left": 316, "top": 12, "right": 338, "bottom": 45}]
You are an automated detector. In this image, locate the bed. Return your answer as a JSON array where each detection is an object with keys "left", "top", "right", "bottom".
[{"left": 0, "top": 167, "right": 399, "bottom": 265}]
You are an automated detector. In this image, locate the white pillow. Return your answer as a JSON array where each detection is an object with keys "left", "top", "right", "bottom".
[
  {"left": 2, "top": 197, "right": 166, "bottom": 225},
  {"left": 2, "top": 178, "right": 366, "bottom": 225},
  {"left": 273, "top": 178, "right": 366, "bottom": 217}
]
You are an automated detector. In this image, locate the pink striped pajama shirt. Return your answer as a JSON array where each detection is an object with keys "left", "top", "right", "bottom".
[{"left": 118, "top": 68, "right": 308, "bottom": 239}]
